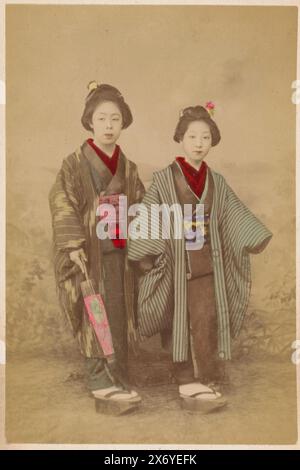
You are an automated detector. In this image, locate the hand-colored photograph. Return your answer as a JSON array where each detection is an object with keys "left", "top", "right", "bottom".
[{"left": 3, "top": 2, "right": 298, "bottom": 447}]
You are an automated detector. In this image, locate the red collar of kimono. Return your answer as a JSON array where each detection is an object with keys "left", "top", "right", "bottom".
[
  {"left": 176, "top": 157, "right": 208, "bottom": 198},
  {"left": 87, "top": 138, "right": 125, "bottom": 249},
  {"left": 87, "top": 138, "right": 120, "bottom": 175}
]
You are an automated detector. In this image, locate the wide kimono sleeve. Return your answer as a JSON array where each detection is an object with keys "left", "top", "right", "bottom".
[
  {"left": 219, "top": 179, "right": 272, "bottom": 338},
  {"left": 128, "top": 179, "right": 166, "bottom": 261},
  {"left": 123, "top": 161, "right": 146, "bottom": 344},
  {"left": 128, "top": 179, "right": 173, "bottom": 336},
  {"left": 49, "top": 154, "right": 87, "bottom": 335},
  {"left": 49, "top": 156, "right": 86, "bottom": 251}
]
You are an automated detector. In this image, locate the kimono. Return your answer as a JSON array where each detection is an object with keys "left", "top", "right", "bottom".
[
  {"left": 128, "top": 160, "right": 272, "bottom": 382},
  {"left": 49, "top": 141, "right": 145, "bottom": 380}
]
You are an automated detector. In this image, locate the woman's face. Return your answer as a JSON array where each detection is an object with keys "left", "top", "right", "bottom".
[
  {"left": 181, "top": 120, "right": 212, "bottom": 162},
  {"left": 90, "top": 100, "right": 123, "bottom": 147}
]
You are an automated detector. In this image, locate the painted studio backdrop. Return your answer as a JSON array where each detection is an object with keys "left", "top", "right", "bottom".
[{"left": 5, "top": 5, "right": 297, "bottom": 444}]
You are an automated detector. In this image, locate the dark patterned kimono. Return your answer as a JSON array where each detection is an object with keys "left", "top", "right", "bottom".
[{"left": 49, "top": 140, "right": 145, "bottom": 388}]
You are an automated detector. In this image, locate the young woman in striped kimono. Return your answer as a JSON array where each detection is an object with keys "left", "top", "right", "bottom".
[
  {"left": 128, "top": 104, "right": 272, "bottom": 412},
  {"left": 49, "top": 82, "right": 144, "bottom": 411}
]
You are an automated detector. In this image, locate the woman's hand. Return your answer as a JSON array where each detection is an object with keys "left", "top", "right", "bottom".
[{"left": 69, "top": 248, "right": 87, "bottom": 274}]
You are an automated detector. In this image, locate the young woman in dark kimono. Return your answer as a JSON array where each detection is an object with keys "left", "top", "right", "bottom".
[
  {"left": 128, "top": 104, "right": 272, "bottom": 412},
  {"left": 49, "top": 82, "right": 144, "bottom": 408}
]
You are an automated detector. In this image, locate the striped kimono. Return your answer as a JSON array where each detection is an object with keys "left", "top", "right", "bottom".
[
  {"left": 128, "top": 165, "right": 272, "bottom": 363},
  {"left": 49, "top": 141, "right": 145, "bottom": 360}
]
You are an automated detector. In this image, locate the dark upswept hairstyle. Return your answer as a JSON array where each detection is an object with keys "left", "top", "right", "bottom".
[
  {"left": 81, "top": 83, "right": 133, "bottom": 131},
  {"left": 173, "top": 105, "right": 221, "bottom": 146}
]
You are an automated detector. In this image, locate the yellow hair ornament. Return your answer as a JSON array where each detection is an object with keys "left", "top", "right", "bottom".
[{"left": 87, "top": 80, "right": 99, "bottom": 92}]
